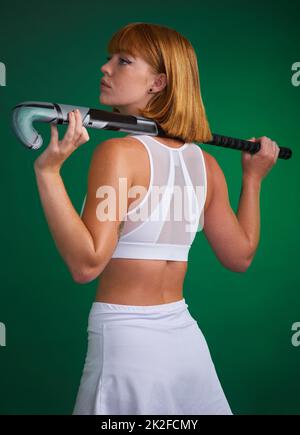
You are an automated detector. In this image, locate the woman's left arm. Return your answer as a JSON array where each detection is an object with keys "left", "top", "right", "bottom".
[
  {"left": 33, "top": 109, "right": 97, "bottom": 282},
  {"left": 34, "top": 167, "right": 98, "bottom": 282}
]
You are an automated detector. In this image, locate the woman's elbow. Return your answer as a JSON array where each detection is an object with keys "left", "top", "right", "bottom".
[
  {"left": 222, "top": 256, "right": 253, "bottom": 273},
  {"left": 72, "top": 266, "right": 97, "bottom": 284},
  {"left": 73, "top": 274, "right": 92, "bottom": 284},
  {"left": 72, "top": 263, "right": 104, "bottom": 284},
  {"left": 72, "top": 272, "right": 88, "bottom": 284},
  {"left": 233, "top": 261, "right": 251, "bottom": 273}
]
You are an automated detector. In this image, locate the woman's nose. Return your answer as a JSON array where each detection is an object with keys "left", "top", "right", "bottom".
[{"left": 101, "top": 66, "right": 113, "bottom": 78}]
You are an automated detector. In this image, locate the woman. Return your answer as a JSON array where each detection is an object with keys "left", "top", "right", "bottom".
[{"left": 33, "top": 23, "right": 280, "bottom": 415}]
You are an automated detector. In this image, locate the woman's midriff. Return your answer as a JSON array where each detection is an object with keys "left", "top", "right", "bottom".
[
  {"left": 95, "top": 258, "right": 188, "bottom": 305},
  {"left": 94, "top": 136, "right": 190, "bottom": 306}
]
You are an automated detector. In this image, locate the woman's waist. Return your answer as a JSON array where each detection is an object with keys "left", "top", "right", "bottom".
[
  {"left": 97, "top": 259, "right": 187, "bottom": 298},
  {"left": 95, "top": 282, "right": 185, "bottom": 307},
  {"left": 87, "top": 298, "right": 197, "bottom": 332}
]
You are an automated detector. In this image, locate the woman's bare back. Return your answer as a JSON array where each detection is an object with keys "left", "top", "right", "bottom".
[{"left": 95, "top": 136, "right": 211, "bottom": 305}]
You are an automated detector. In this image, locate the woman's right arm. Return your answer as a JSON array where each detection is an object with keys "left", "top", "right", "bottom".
[{"left": 202, "top": 136, "right": 280, "bottom": 273}]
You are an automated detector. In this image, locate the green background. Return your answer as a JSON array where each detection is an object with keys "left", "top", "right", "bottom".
[{"left": 0, "top": 0, "right": 299, "bottom": 415}]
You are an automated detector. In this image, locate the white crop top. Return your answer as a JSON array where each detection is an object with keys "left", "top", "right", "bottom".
[{"left": 80, "top": 134, "right": 207, "bottom": 262}]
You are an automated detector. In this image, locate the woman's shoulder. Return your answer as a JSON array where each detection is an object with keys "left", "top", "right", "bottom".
[
  {"left": 104, "top": 135, "right": 144, "bottom": 150},
  {"left": 200, "top": 147, "right": 214, "bottom": 164},
  {"left": 95, "top": 136, "right": 140, "bottom": 156},
  {"left": 198, "top": 148, "right": 215, "bottom": 213}
]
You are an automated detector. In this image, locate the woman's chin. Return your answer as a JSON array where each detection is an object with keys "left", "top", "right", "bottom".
[
  {"left": 99, "top": 95, "right": 120, "bottom": 112},
  {"left": 99, "top": 94, "right": 111, "bottom": 104}
]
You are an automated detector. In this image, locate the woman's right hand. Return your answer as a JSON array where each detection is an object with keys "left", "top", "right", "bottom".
[{"left": 241, "top": 136, "right": 280, "bottom": 182}]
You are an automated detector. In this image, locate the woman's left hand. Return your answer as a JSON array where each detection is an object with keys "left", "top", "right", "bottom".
[{"left": 34, "top": 109, "right": 90, "bottom": 172}]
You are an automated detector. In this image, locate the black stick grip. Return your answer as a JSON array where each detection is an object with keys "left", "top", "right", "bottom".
[{"left": 204, "top": 133, "right": 292, "bottom": 160}]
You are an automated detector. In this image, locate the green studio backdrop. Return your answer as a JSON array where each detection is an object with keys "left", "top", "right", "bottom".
[{"left": 0, "top": 0, "right": 299, "bottom": 415}]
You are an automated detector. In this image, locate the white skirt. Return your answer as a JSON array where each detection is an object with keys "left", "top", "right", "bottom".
[{"left": 72, "top": 298, "right": 233, "bottom": 415}]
